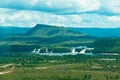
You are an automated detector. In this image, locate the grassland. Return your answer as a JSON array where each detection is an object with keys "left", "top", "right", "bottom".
[{"left": 0, "top": 53, "right": 120, "bottom": 80}]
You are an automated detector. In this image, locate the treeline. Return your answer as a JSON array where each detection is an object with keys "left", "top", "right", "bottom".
[
  {"left": 91, "top": 38, "right": 120, "bottom": 53},
  {"left": 0, "top": 52, "right": 119, "bottom": 64},
  {"left": 7, "top": 35, "right": 95, "bottom": 43}
]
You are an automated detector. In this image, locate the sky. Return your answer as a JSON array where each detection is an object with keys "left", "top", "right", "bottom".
[{"left": 0, "top": 0, "right": 120, "bottom": 28}]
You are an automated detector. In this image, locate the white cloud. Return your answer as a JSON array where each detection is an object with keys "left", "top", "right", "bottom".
[
  {"left": 0, "top": 0, "right": 120, "bottom": 28},
  {"left": 0, "top": 8, "right": 120, "bottom": 28},
  {"left": 107, "top": 16, "right": 120, "bottom": 22},
  {"left": 0, "top": 0, "right": 120, "bottom": 15},
  {"left": 76, "top": 0, "right": 101, "bottom": 12},
  {"left": 102, "top": 0, "right": 120, "bottom": 14},
  {"left": 0, "top": 8, "right": 83, "bottom": 27}
]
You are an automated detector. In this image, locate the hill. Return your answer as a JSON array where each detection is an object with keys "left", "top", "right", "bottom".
[
  {"left": 0, "top": 26, "right": 30, "bottom": 38},
  {"left": 70, "top": 28, "right": 120, "bottom": 37},
  {"left": 26, "top": 24, "right": 87, "bottom": 37},
  {"left": 23, "top": 24, "right": 96, "bottom": 45}
]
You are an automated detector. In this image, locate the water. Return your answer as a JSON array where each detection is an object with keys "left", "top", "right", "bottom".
[
  {"left": 34, "top": 52, "right": 119, "bottom": 56},
  {"left": 35, "top": 53, "right": 93, "bottom": 56}
]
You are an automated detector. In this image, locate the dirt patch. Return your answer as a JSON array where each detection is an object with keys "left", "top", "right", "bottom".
[
  {"left": 0, "top": 70, "right": 12, "bottom": 75},
  {"left": 0, "top": 64, "right": 14, "bottom": 68},
  {"left": 35, "top": 67, "right": 50, "bottom": 70}
]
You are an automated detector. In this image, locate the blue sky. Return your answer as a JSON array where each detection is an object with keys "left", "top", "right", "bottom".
[{"left": 0, "top": 0, "right": 120, "bottom": 28}]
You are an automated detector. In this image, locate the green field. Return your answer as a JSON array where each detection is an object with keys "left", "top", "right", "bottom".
[{"left": 0, "top": 53, "right": 120, "bottom": 80}]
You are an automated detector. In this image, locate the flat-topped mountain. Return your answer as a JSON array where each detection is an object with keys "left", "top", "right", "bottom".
[
  {"left": 23, "top": 24, "right": 96, "bottom": 44},
  {"left": 26, "top": 24, "right": 87, "bottom": 37},
  {"left": 26, "top": 24, "right": 120, "bottom": 38}
]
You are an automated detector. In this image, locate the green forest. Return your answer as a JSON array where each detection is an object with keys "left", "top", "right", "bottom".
[{"left": 0, "top": 53, "right": 120, "bottom": 80}]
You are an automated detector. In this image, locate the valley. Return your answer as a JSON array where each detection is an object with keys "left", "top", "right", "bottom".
[
  {"left": 0, "top": 24, "right": 120, "bottom": 54},
  {"left": 0, "top": 24, "right": 120, "bottom": 80}
]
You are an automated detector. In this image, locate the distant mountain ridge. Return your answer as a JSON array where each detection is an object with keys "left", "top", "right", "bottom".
[
  {"left": 0, "top": 25, "right": 120, "bottom": 38},
  {"left": 70, "top": 28, "right": 120, "bottom": 37},
  {"left": 0, "top": 26, "right": 30, "bottom": 38}
]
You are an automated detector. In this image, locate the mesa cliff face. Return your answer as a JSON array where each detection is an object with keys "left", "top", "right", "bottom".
[{"left": 25, "top": 24, "right": 87, "bottom": 37}]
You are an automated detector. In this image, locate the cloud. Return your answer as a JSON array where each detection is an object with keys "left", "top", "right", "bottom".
[
  {"left": 0, "top": 8, "right": 82, "bottom": 27},
  {"left": 0, "top": 0, "right": 120, "bottom": 16},
  {"left": 0, "top": 0, "right": 120, "bottom": 28},
  {"left": 0, "top": 8, "right": 120, "bottom": 28},
  {"left": 107, "top": 16, "right": 120, "bottom": 22}
]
